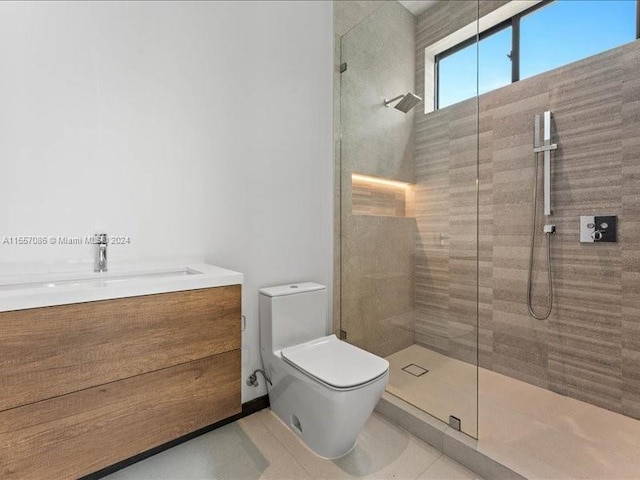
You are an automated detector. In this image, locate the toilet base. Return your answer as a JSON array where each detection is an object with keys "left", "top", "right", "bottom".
[
  {"left": 269, "top": 410, "right": 359, "bottom": 460},
  {"left": 265, "top": 357, "right": 388, "bottom": 459}
]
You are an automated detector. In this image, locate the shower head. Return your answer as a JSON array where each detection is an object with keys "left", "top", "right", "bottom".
[{"left": 384, "top": 92, "right": 422, "bottom": 113}]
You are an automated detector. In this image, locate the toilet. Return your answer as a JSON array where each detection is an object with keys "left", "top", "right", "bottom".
[{"left": 259, "top": 282, "right": 389, "bottom": 459}]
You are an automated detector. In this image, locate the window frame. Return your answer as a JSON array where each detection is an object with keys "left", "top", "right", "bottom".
[{"left": 434, "top": 0, "right": 640, "bottom": 110}]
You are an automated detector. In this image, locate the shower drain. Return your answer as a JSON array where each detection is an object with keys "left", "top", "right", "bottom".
[{"left": 402, "top": 363, "right": 429, "bottom": 377}]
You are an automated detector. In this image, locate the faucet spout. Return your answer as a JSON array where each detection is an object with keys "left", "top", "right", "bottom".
[{"left": 94, "top": 233, "right": 108, "bottom": 273}]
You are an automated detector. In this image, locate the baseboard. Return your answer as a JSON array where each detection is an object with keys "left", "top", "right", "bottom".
[{"left": 81, "top": 395, "right": 270, "bottom": 480}]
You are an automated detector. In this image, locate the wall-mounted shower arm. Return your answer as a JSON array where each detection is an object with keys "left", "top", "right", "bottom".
[{"left": 384, "top": 95, "right": 405, "bottom": 107}]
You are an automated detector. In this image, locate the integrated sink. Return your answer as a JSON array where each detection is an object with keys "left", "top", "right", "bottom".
[
  {"left": 0, "top": 263, "right": 242, "bottom": 312},
  {"left": 0, "top": 268, "right": 201, "bottom": 292}
]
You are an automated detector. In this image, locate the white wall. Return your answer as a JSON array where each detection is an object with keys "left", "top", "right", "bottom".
[{"left": 0, "top": 1, "right": 333, "bottom": 402}]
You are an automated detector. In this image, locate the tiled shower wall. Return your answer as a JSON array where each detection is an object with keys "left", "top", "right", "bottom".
[{"left": 414, "top": 1, "right": 640, "bottom": 418}]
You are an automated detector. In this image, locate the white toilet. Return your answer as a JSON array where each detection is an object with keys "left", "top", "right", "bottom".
[{"left": 259, "top": 282, "right": 389, "bottom": 459}]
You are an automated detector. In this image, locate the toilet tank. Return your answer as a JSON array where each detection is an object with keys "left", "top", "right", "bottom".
[{"left": 259, "top": 283, "right": 327, "bottom": 353}]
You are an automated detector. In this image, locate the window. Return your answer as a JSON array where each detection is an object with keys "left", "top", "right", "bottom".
[
  {"left": 435, "top": 0, "right": 639, "bottom": 110},
  {"left": 437, "top": 39, "right": 477, "bottom": 109},
  {"left": 520, "top": 1, "right": 636, "bottom": 79},
  {"left": 478, "top": 26, "right": 512, "bottom": 95},
  {"left": 438, "top": 26, "right": 512, "bottom": 109}
]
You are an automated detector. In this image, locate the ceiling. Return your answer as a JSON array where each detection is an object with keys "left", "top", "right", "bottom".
[{"left": 397, "top": 0, "right": 438, "bottom": 16}]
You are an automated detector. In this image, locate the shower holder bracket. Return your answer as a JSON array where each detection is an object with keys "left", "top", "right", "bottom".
[{"left": 533, "top": 143, "right": 558, "bottom": 153}]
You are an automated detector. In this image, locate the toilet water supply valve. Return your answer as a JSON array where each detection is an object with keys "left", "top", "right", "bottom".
[{"left": 247, "top": 369, "right": 272, "bottom": 387}]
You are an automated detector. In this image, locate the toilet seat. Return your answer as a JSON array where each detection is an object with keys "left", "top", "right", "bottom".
[{"left": 281, "top": 335, "right": 389, "bottom": 390}]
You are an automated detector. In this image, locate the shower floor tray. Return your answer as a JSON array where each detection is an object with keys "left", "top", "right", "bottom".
[{"left": 384, "top": 344, "right": 640, "bottom": 480}]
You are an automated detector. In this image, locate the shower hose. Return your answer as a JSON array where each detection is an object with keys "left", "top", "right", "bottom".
[{"left": 527, "top": 151, "right": 554, "bottom": 320}]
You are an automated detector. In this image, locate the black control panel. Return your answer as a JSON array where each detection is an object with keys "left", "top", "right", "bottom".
[{"left": 594, "top": 215, "right": 617, "bottom": 242}]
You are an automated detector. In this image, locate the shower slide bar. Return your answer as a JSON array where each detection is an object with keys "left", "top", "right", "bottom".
[
  {"left": 533, "top": 111, "right": 558, "bottom": 216},
  {"left": 528, "top": 110, "right": 557, "bottom": 320}
]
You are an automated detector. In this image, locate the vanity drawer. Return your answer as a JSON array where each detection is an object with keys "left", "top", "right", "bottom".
[
  {"left": 0, "top": 350, "right": 241, "bottom": 480},
  {"left": 0, "top": 285, "right": 241, "bottom": 411}
]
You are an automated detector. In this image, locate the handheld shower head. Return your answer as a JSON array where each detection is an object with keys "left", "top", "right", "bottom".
[{"left": 384, "top": 92, "right": 422, "bottom": 113}]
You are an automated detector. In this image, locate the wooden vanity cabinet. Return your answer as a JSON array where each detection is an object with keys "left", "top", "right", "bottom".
[{"left": 0, "top": 285, "right": 241, "bottom": 480}]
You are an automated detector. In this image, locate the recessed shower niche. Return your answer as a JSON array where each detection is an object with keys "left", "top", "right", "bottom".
[{"left": 351, "top": 173, "right": 414, "bottom": 218}]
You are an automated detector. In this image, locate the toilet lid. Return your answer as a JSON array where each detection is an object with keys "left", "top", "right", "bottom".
[{"left": 281, "top": 335, "right": 389, "bottom": 389}]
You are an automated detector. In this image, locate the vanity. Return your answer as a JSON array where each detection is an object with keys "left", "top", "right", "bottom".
[{"left": 0, "top": 263, "right": 243, "bottom": 480}]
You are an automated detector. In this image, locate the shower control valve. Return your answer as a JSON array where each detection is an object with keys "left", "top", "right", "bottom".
[{"left": 580, "top": 215, "right": 617, "bottom": 243}]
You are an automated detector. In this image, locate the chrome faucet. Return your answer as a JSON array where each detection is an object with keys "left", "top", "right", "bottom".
[{"left": 94, "top": 233, "right": 108, "bottom": 272}]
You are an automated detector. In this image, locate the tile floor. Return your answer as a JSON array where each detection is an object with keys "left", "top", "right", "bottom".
[
  {"left": 103, "top": 410, "right": 482, "bottom": 480},
  {"left": 387, "top": 343, "right": 640, "bottom": 480}
]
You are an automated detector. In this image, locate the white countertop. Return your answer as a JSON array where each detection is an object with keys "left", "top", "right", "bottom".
[{"left": 0, "top": 262, "right": 243, "bottom": 312}]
